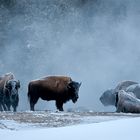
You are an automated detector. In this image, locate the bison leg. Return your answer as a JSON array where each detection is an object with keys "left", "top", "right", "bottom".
[
  {"left": 56, "top": 101, "right": 64, "bottom": 111},
  {"left": 0, "top": 103, "right": 3, "bottom": 111},
  {"left": 5, "top": 104, "right": 11, "bottom": 111},
  {"left": 29, "top": 96, "right": 39, "bottom": 111},
  {"left": 30, "top": 102, "right": 35, "bottom": 111},
  {"left": 12, "top": 103, "right": 18, "bottom": 112},
  {"left": 0, "top": 97, "right": 6, "bottom": 111},
  {"left": 12, "top": 105, "right": 17, "bottom": 112},
  {"left": 4, "top": 100, "right": 11, "bottom": 111},
  {"left": 1, "top": 101, "right": 7, "bottom": 111},
  {"left": 11, "top": 96, "right": 19, "bottom": 112}
]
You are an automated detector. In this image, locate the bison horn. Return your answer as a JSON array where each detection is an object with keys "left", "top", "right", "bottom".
[
  {"left": 17, "top": 80, "right": 20, "bottom": 88},
  {"left": 79, "top": 82, "right": 82, "bottom": 87},
  {"left": 67, "top": 81, "right": 73, "bottom": 89}
]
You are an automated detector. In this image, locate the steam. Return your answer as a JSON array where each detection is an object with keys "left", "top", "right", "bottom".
[{"left": 0, "top": 0, "right": 140, "bottom": 111}]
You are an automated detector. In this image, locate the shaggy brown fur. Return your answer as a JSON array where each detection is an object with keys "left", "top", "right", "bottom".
[{"left": 28, "top": 76, "right": 81, "bottom": 111}]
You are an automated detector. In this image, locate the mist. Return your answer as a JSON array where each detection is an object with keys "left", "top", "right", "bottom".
[{"left": 0, "top": 0, "right": 140, "bottom": 111}]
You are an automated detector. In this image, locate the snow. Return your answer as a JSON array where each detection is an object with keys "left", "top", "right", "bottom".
[
  {"left": 0, "top": 117, "right": 140, "bottom": 140},
  {"left": 0, "top": 120, "right": 36, "bottom": 130}
]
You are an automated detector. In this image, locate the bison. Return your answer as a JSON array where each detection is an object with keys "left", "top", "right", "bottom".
[
  {"left": 0, "top": 73, "right": 20, "bottom": 112},
  {"left": 28, "top": 76, "right": 81, "bottom": 111},
  {"left": 99, "top": 80, "right": 140, "bottom": 113},
  {"left": 116, "top": 90, "right": 140, "bottom": 113},
  {"left": 100, "top": 80, "right": 138, "bottom": 107}
]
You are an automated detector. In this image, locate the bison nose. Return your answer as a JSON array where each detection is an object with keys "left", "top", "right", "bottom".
[
  {"left": 76, "top": 96, "right": 79, "bottom": 101},
  {"left": 11, "top": 89, "right": 18, "bottom": 95},
  {"left": 100, "top": 96, "right": 103, "bottom": 102},
  {"left": 72, "top": 96, "right": 78, "bottom": 103}
]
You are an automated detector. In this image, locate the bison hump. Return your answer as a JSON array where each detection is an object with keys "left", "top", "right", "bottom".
[
  {"left": 33, "top": 76, "right": 72, "bottom": 91},
  {"left": 0, "top": 72, "right": 14, "bottom": 87},
  {"left": 114, "top": 80, "right": 138, "bottom": 92}
]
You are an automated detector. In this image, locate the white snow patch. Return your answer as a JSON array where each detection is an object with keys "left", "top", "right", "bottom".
[
  {"left": 0, "top": 120, "right": 35, "bottom": 130},
  {"left": 0, "top": 117, "right": 140, "bottom": 140}
]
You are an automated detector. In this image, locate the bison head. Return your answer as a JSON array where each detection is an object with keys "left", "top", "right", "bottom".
[
  {"left": 100, "top": 89, "right": 116, "bottom": 106},
  {"left": 5, "top": 80, "right": 20, "bottom": 101},
  {"left": 68, "top": 81, "right": 81, "bottom": 103}
]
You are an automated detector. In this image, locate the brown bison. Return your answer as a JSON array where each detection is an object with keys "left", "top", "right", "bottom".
[
  {"left": 28, "top": 76, "right": 81, "bottom": 111},
  {"left": 0, "top": 73, "right": 20, "bottom": 112}
]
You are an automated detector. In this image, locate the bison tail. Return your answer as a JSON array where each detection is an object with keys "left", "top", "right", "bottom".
[
  {"left": 27, "top": 91, "right": 30, "bottom": 103},
  {"left": 27, "top": 83, "right": 31, "bottom": 103}
]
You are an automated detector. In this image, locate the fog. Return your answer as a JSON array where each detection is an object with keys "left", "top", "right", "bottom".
[{"left": 0, "top": 0, "right": 140, "bottom": 111}]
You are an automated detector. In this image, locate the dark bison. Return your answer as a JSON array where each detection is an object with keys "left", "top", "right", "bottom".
[
  {"left": 0, "top": 73, "right": 20, "bottom": 112},
  {"left": 100, "top": 80, "right": 138, "bottom": 107},
  {"left": 116, "top": 90, "right": 140, "bottom": 113},
  {"left": 28, "top": 76, "right": 81, "bottom": 111}
]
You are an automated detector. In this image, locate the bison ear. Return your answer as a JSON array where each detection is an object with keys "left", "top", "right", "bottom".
[{"left": 17, "top": 80, "right": 20, "bottom": 88}]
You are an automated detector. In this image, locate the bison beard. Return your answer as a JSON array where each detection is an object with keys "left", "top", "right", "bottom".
[{"left": 28, "top": 76, "right": 81, "bottom": 111}]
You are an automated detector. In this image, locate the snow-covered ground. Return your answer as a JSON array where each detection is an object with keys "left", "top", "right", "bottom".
[
  {"left": 0, "top": 111, "right": 139, "bottom": 130},
  {"left": 0, "top": 117, "right": 140, "bottom": 140},
  {"left": 0, "top": 111, "right": 140, "bottom": 139}
]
